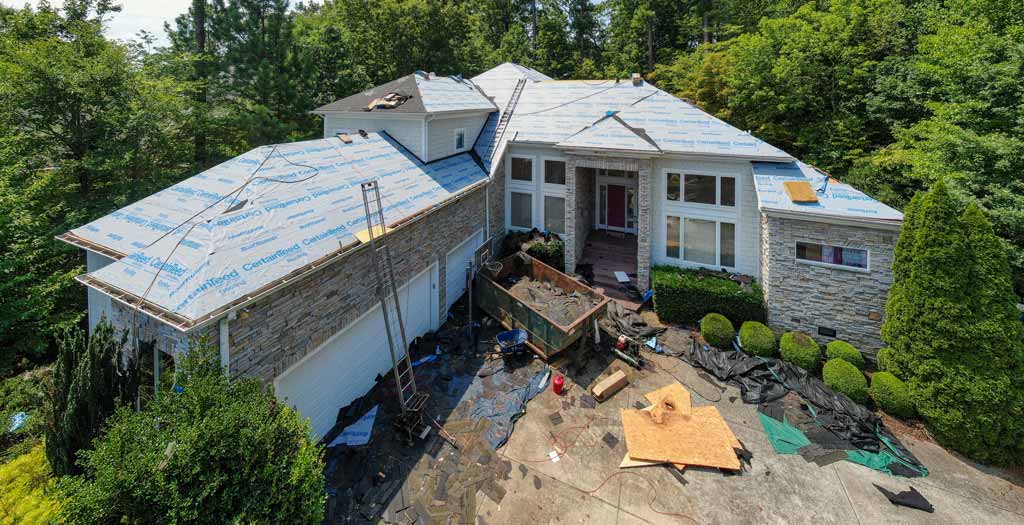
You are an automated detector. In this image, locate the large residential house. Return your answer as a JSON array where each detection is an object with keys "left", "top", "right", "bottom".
[{"left": 59, "top": 63, "right": 901, "bottom": 438}]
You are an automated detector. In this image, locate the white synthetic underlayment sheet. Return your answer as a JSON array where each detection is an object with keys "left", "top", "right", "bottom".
[
  {"left": 751, "top": 161, "right": 902, "bottom": 221},
  {"left": 557, "top": 114, "right": 660, "bottom": 152},
  {"left": 415, "top": 75, "right": 495, "bottom": 113},
  {"left": 76, "top": 133, "right": 487, "bottom": 324}
]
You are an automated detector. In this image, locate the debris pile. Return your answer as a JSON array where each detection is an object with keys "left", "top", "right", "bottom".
[{"left": 506, "top": 277, "right": 602, "bottom": 325}]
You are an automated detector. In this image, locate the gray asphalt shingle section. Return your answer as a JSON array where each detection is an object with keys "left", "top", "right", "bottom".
[
  {"left": 314, "top": 75, "right": 425, "bottom": 114},
  {"left": 314, "top": 73, "right": 496, "bottom": 115}
]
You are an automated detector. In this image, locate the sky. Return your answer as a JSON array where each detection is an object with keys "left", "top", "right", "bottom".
[{"left": 0, "top": 0, "right": 193, "bottom": 46}]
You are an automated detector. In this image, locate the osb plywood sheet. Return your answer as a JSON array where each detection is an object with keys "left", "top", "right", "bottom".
[
  {"left": 783, "top": 180, "right": 818, "bottom": 203},
  {"left": 620, "top": 407, "right": 741, "bottom": 470},
  {"left": 643, "top": 383, "right": 692, "bottom": 415},
  {"left": 692, "top": 406, "right": 742, "bottom": 450},
  {"left": 619, "top": 453, "right": 685, "bottom": 471}
]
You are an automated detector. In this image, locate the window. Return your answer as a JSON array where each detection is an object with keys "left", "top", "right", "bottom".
[
  {"left": 796, "top": 242, "right": 868, "bottom": 270},
  {"left": 667, "top": 173, "right": 680, "bottom": 201},
  {"left": 455, "top": 128, "right": 466, "bottom": 150},
  {"left": 720, "top": 223, "right": 736, "bottom": 267},
  {"left": 544, "top": 160, "right": 566, "bottom": 185},
  {"left": 666, "top": 216, "right": 681, "bottom": 258},
  {"left": 721, "top": 177, "right": 736, "bottom": 207},
  {"left": 511, "top": 157, "right": 532, "bottom": 182},
  {"left": 510, "top": 192, "right": 532, "bottom": 228},
  {"left": 544, "top": 196, "right": 565, "bottom": 233},
  {"left": 684, "top": 175, "right": 716, "bottom": 204},
  {"left": 684, "top": 218, "right": 717, "bottom": 265}
]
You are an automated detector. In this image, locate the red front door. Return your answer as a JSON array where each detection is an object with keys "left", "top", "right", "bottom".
[{"left": 607, "top": 185, "right": 626, "bottom": 228}]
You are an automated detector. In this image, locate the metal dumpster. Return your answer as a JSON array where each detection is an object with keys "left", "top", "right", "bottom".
[{"left": 474, "top": 253, "right": 609, "bottom": 359}]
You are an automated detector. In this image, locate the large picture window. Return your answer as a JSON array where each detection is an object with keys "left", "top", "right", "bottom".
[
  {"left": 673, "top": 173, "right": 736, "bottom": 207},
  {"left": 684, "top": 218, "right": 717, "bottom": 264},
  {"left": 510, "top": 192, "right": 532, "bottom": 228},
  {"left": 511, "top": 157, "right": 532, "bottom": 182},
  {"left": 544, "top": 160, "right": 566, "bottom": 185},
  {"left": 665, "top": 217, "right": 737, "bottom": 268},
  {"left": 797, "top": 242, "right": 868, "bottom": 270},
  {"left": 666, "top": 216, "right": 681, "bottom": 258},
  {"left": 544, "top": 196, "right": 565, "bottom": 233},
  {"left": 684, "top": 175, "right": 716, "bottom": 205}
]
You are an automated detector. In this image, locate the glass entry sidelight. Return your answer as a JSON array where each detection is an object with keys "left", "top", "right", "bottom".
[{"left": 597, "top": 181, "right": 638, "bottom": 233}]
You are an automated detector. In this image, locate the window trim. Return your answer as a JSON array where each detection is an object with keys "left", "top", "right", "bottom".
[
  {"left": 795, "top": 241, "right": 871, "bottom": 273},
  {"left": 663, "top": 170, "right": 737, "bottom": 210},
  {"left": 508, "top": 155, "right": 535, "bottom": 185},
  {"left": 542, "top": 157, "right": 567, "bottom": 187},
  {"left": 454, "top": 128, "right": 467, "bottom": 152},
  {"left": 663, "top": 214, "right": 738, "bottom": 270}
]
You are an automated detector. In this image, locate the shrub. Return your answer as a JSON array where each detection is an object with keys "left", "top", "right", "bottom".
[
  {"left": 0, "top": 444, "right": 60, "bottom": 524},
  {"left": 870, "top": 372, "right": 914, "bottom": 419},
  {"left": 779, "top": 332, "right": 821, "bottom": 372},
  {"left": 825, "top": 340, "right": 865, "bottom": 370},
  {"left": 823, "top": 359, "right": 868, "bottom": 404},
  {"left": 700, "top": 313, "right": 735, "bottom": 348},
  {"left": 652, "top": 266, "right": 766, "bottom": 325},
  {"left": 739, "top": 321, "right": 776, "bottom": 357},
  {"left": 876, "top": 347, "right": 896, "bottom": 373},
  {"left": 526, "top": 239, "right": 565, "bottom": 272},
  {"left": 44, "top": 321, "right": 138, "bottom": 476},
  {"left": 60, "top": 341, "right": 326, "bottom": 524},
  {"left": 0, "top": 371, "right": 48, "bottom": 464}
]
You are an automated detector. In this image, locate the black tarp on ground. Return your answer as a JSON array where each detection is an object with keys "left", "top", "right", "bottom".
[{"left": 677, "top": 341, "right": 926, "bottom": 476}]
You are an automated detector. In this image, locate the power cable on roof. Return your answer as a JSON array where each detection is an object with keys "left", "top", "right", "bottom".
[{"left": 515, "top": 83, "right": 624, "bottom": 117}]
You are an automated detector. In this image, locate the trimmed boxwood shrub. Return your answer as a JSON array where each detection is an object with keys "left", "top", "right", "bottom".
[
  {"left": 652, "top": 266, "right": 766, "bottom": 325},
  {"left": 739, "top": 321, "right": 776, "bottom": 357},
  {"left": 779, "top": 332, "right": 821, "bottom": 372},
  {"left": 870, "top": 372, "right": 914, "bottom": 419},
  {"left": 825, "top": 340, "right": 865, "bottom": 370},
  {"left": 876, "top": 347, "right": 896, "bottom": 373},
  {"left": 823, "top": 358, "right": 868, "bottom": 404},
  {"left": 526, "top": 239, "right": 565, "bottom": 272},
  {"left": 700, "top": 313, "right": 735, "bottom": 349}
]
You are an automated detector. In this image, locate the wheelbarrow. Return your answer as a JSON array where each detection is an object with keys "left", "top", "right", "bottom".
[{"left": 491, "top": 328, "right": 529, "bottom": 357}]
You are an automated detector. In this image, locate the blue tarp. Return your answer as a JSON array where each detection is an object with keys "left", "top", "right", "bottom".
[{"left": 465, "top": 367, "right": 549, "bottom": 449}]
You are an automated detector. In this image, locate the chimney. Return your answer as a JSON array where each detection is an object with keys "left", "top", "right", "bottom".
[{"left": 631, "top": 73, "right": 642, "bottom": 86}]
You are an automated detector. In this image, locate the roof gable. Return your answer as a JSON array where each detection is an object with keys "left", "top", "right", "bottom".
[{"left": 557, "top": 113, "right": 660, "bottom": 153}]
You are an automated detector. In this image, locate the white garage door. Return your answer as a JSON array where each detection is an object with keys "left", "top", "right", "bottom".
[
  {"left": 445, "top": 229, "right": 484, "bottom": 312},
  {"left": 274, "top": 264, "right": 438, "bottom": 439}
]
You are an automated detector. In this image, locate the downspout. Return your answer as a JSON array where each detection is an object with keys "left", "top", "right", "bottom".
[{"left": 219, "top": 311, "right": 236, "bottom": 376}]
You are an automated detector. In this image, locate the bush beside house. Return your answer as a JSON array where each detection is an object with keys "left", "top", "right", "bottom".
[
  {"left": 0, "top": 444, "right": 60, "bottom": 524},
  {"left": 882, "top": 181, "right": 1024, "bottom": 465},
  {"left": 739, "top": 321, "right": 776, "bottom": 357},
  {"left": 59, "top": 343, "right": 326, "bottom": 524},
  {"left": 525, "top": 239, "right": 565, "bottom": 272},
  {"left": 876, "top": 347, "right": 896, "bottom": 373},
  {"left": 823, "top": 359, "right": 868, "bottom": 404},
  {"left": 700, "top": 313, "right": 735, "bottom": 348},
  {"left": 870, "top": 372, "right": 914, "bottom": 419},
  {"left": 825, "top": 340, "right": 865, "bottom": 370},
  {"left": 652, "top": 266, "right": 766, "bottom": 325},
  {"left": 779, "top": 332, "right": 821, "bottom": 372}
]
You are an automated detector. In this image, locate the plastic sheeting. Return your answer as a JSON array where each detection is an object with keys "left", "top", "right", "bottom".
[
  {"left": 463, "top": 364, "right": 548, "bottom": 449},
  {"left": 752, "top": 161, "right": 903, "bottom": 222},
  {"left": 328, "top": 404, "right": 379, "bottom": 447},
  {"left": 70, "top": 132, "right": 488, "bottom": 326}
]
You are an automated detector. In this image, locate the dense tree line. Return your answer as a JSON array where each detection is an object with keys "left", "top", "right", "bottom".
[{"left": 1, "top": 0, "right": 1021, "bottom": 387}]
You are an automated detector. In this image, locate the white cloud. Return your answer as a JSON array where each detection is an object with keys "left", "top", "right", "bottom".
[{"left": 1, "top": 0, "right": 193, "bottom": 46}]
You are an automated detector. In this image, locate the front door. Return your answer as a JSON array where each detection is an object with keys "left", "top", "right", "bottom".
[{"left": 607, "top": 185, "right": 626, "bottom": 229}]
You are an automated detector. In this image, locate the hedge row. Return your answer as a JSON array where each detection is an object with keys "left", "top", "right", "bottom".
[{"left": 652, "top": 266, "right": 766, "bottom": 326}]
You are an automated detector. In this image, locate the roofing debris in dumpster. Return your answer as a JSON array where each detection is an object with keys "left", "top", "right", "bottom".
[{"left": 505, "top": 277, "right": 602, "bottom": 326}]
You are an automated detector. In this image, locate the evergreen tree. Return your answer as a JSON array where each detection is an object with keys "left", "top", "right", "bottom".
[
  {"left": 533, "top": 1, "right": 574, "bottom": 78},
  {"left": 44, "top": 320, "right": 138, "bottom": 476}
]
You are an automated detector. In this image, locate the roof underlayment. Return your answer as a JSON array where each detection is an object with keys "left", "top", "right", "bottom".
[
  {"left": 751, "top": 161, "right": 902, "bottom": 223},
  {"left": 557, "top": 113, "right": 661, "bottom": 153},
  {"left": 314, "top": 73, "right": 496, "bottom": 114},
  {"left": 63, "top": 133, "right": 487, "bottom": 328}
]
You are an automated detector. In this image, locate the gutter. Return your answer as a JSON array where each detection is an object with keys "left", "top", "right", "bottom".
[{"left": 760, "top": 207, "right": 903, "bottom": 230}]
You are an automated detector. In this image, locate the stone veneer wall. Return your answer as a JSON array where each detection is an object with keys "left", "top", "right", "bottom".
[
  {"left": 488, "top": 161, "right": 506, "bottom": 243},
  {"left": 572, "top": 166, "right": 595, "bottom": 271},
  {"left": 226, "top": 186, "right": 488, "bottom": 382},
  {"left": 760, "top": 213, "right": 898, "bottom": 353},
  {"left": 105, "top": 301, "right": 217, "bottom": 360}
]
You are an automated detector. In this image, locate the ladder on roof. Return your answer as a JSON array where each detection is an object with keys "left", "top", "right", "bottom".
[
  {"left": 360, "top": 181, "right": 428, "bottom": 439},
  {"left": 489, "top": 78, "right": 527, "bottom": 162}
]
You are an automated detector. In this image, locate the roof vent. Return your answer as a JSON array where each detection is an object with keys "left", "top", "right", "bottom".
[
  {"left": 631, "top": 73, "right": 642, "bottom": 86},
  {"left": 358, "top": 129, "right": 368, "bottom": 139}
]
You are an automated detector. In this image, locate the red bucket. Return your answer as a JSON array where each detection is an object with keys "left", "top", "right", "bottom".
[{"left": 553, "top": 374, "right": 565, "bottom": 395}]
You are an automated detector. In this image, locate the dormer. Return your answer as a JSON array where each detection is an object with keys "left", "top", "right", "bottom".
[{"left": 313, "top": 71, "right": 497, "bottom": 162}]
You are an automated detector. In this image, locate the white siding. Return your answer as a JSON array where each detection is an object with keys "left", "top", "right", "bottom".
[
  {"left": 86, "top": 250, "right": 115, "bottom": 334},
  {"left": 650, "top": 158, "right": 761, "bottom": 278},
  {"left": 426, "top": 113, "right": 490, "bottom": 162},
  {"left": 323, "top": 114, "right": 426, "bottom": 160}
]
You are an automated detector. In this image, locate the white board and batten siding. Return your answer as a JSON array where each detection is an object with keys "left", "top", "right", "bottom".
[
  {"left": 86, "top": 250, "right": 115, "bottom": 334},
  {"left": 425, "top": 113, "right": 490, "bottom": 162},
  {"left": 323, "top": 113, "right": 427, "bottom": 160},
  {"left": 649, "top": 158, "right": 761, "bottom": 279},
  {"left": 444, "top": 229, "right": 485, "bottom": 312},
  {"left": 274, "top": 264, "right": 440, "bottom": 439}
]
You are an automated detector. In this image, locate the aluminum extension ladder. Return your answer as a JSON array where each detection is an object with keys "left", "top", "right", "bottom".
[{"left": 360, "top": 180, "right": 428, "bottom": 444}]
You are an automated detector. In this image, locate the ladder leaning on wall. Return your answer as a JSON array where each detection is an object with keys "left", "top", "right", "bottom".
[{"left": 359, "top": 180, "right": 429, "bottom": 445}]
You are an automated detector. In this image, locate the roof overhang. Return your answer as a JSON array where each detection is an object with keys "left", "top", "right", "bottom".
[
  {"left": 760, "top": 207, "right": 903, "bottom": 231},
  {"left": 56, "top": 232, "right": 126, "bottom": 260},
  {"left": 554, "top": 146, "right": 661, "bottom": 160}
]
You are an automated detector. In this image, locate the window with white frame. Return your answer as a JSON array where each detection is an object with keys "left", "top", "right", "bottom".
[
  {"left": 510, "top": 192, "right": 532, "bottom": 228},
  {"left": 544, "top": 160, "right": 566, "bottom": 185},
  {"left": 665, "top": 215, "right": 737, "bottom": 268},
  {"left": 511, "top": 157, "right": 532, "bottom": 182},
  {"left": 796, "top": 242, "right": 868, "bottom": 270},
  {"left": 544, "top": 196, "right": 565, "bottom": 233},
  {"left": 455, "top": 128, "right": 466, "bottom": 151},
  {"left": 667, "top": 172, "right": 736, "bottom": 207}
]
